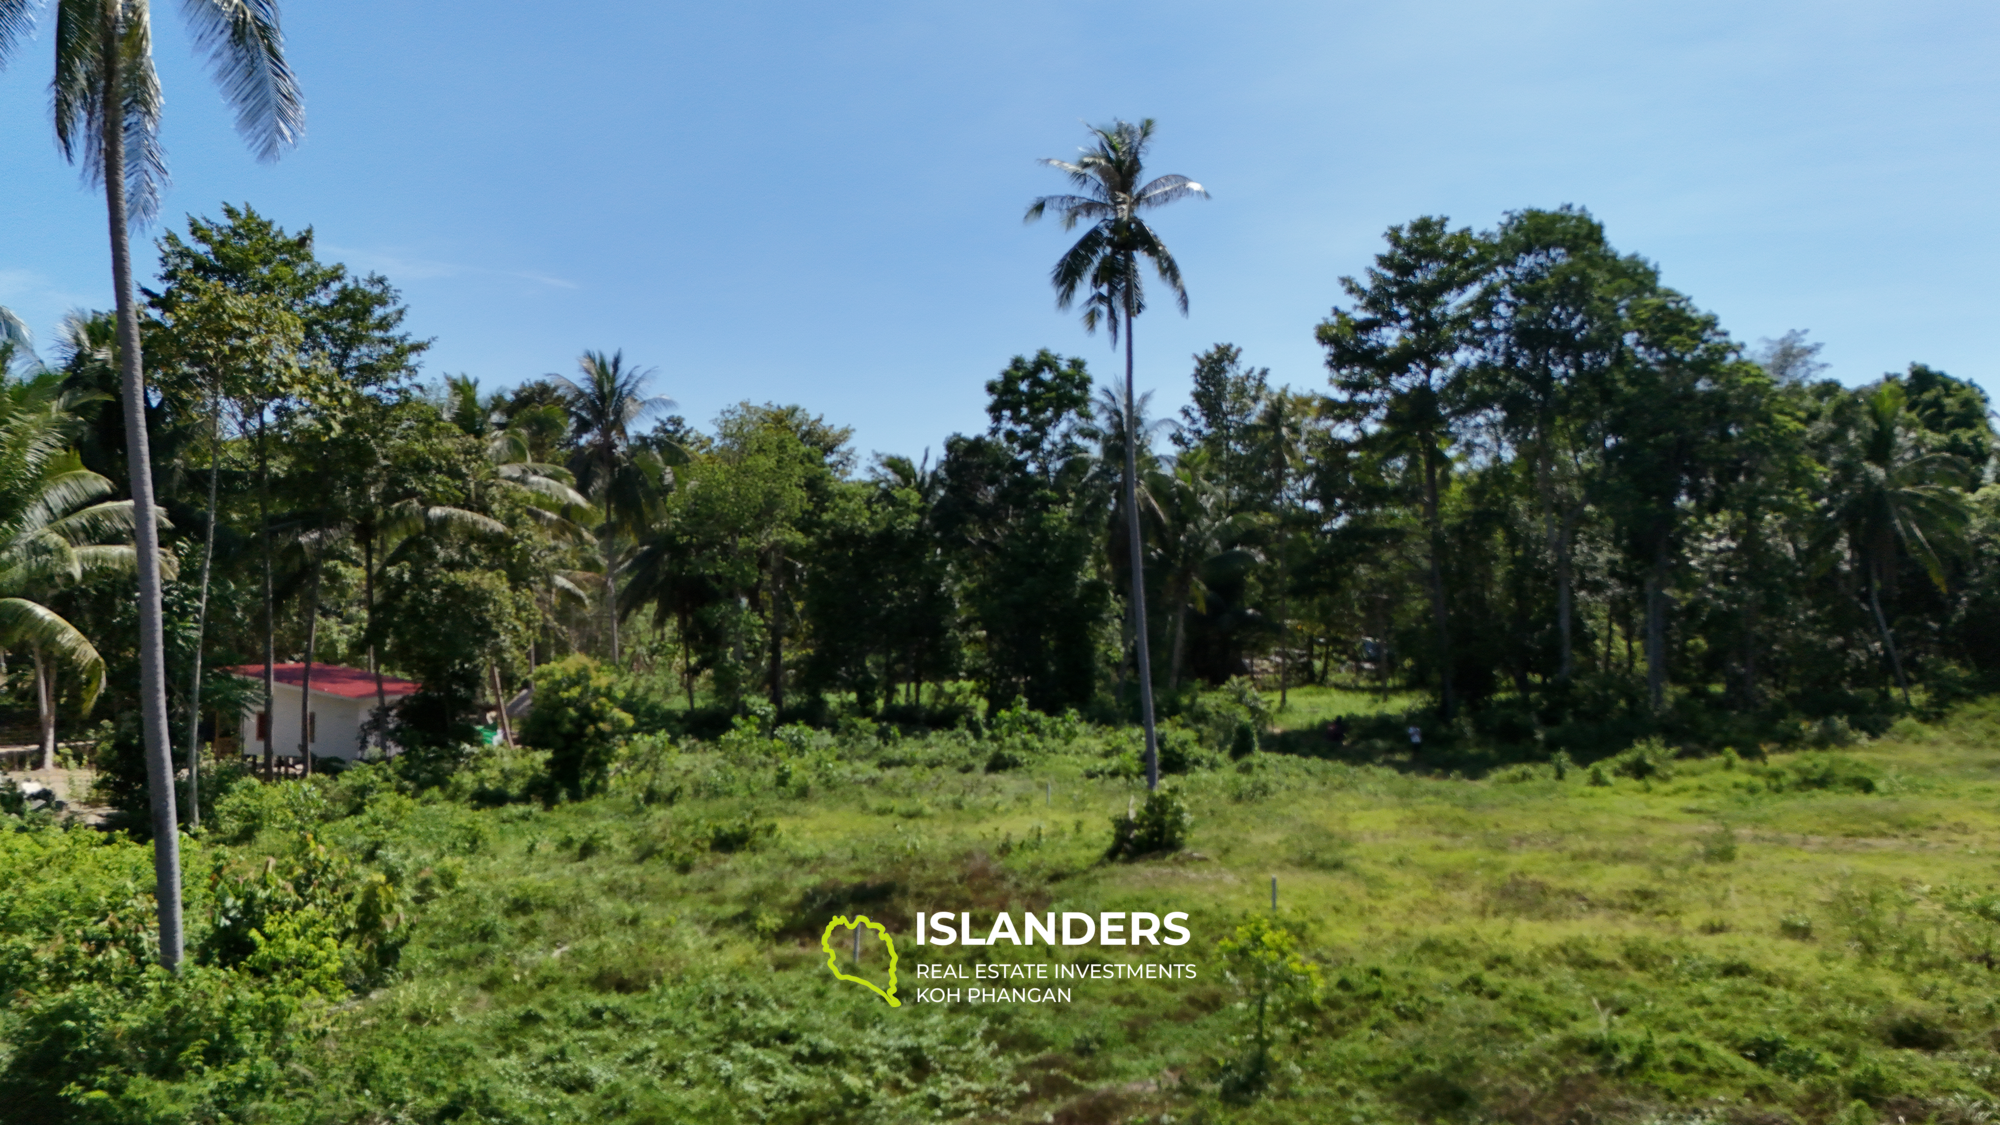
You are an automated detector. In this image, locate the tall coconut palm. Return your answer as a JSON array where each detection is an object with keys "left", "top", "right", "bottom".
[
  {"left": 0, "top": 0, "right": 302, "bottom": 969},
  {"left": 552, "top": 350, "right": 671, "bottom": 664},
  {"left": 1823, "top": 382, "right": 1970, "bottom": 705},
  {"left": 1027, "top": 118, "right": 1206, "bottom": 791}
]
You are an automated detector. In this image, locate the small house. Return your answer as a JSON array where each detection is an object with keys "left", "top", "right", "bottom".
[{"left": 222, "top": 663, "right": 421, "bottom": 762}]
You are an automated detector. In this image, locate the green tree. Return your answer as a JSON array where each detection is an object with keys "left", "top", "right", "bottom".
[
  {"left": 0, "top": 371, "right": 140, "bottom": 768},
  {"left": 143, "top": 275, "right": 301, "bottom": 817},
  {"left": 554, "top": 351, "right": 670, "bottom": 665},
  {"left": 1475, "top": 207, "right": 1651, "bottom": 682},
  {"left": 1144, "top": 450, "right": 1257, "bottom": 693},
  {"left": 521, "top": 654, "right": 633, "bottom": 797},
  {"left": 935, "top": 353, "right": 1107, "bottom": 715},
  {"left": 1820, "top": 381, "right": 1971, "bottom": 704},
  {"left": 1176, "top": 343, "right": 1268, "bottom": 509},
  {"left": 1027, "top": 118, "right": 1206, "bottom": 791},
  {"left": 1319, "top": 217, "right": 1485, "bottom": 717}
]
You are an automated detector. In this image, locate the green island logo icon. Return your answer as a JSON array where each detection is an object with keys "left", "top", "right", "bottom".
[{"left": 821, "top": 914, "right": 900, "bottom": 1007}]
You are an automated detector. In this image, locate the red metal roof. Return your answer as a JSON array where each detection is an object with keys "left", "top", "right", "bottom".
[{"left": 219, "top": 663, "right": 421, "bottom": 700}]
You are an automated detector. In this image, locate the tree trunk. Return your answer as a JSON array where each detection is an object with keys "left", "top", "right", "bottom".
[
  {"left": 100, "top": 29, "right": 183, "bottom": 968},
  {"left": 1421, "top": 440, "right": 1455, "bottom": 718},
  {"left": 1168, "top": 591, "right": 1189, "bottom": 694},
  {"left": 679, "top": 604, "right": 695, "bottom": 709},
  {"left": 1645, "top": 544, "right": 1668, "bottom": 712},
  {"left": 1555, "top": 505, "right": 1578, "bottom": 683},
  {"left": 183, "top": 395, "right": 221, "bottom": 829},
  {"left": 491, "top": 662, "right": 515, "bottom": 747},
  {"left": 1277, "top": 555, "right": 1290, "bottom": 710},
  {"left": 259, "top": 412, "right": 276, "bottom": 779},
  {"left": 364, "top": 528, "right": 385, "bottom": 751},
  {"left": 299, "top": 558, "right": 321, "bottom": 774},
  {"left": 767, "top": 547, "right": 785, "bottom": 713},
  {"left": 1123, "top": 303, "right": 1161, "bottom": 792},
  {"left": 34, "top": 649, "right": 54, "bottom": 772},
  {"left": 1868, "top": 560, "right": 1911, "bottom": 705},
  {"left": 603, "top": 527, "right": 620, "bottom": 666}
]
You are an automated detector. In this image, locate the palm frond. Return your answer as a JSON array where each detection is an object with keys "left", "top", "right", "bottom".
[
  {"left": 1134, "top": 174, "right": 1207, "bottom": 209},
  {"left": 181, "top": 0, "right": 303, "bottom": 161},
  {"left": 53, "top": 0, "right": 168, "bottom": 224},
  {"left": 0, "top": 304, "right": 30, "bottom": 352},
  {"left": 0, "top": 0, "right": 37, "bottom": 66},
  {"left": 0, "top": 598, "right": 105, "bottom": 707}
]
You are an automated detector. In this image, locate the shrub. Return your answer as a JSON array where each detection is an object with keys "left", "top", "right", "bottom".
[
  {"left": 1764, "top": 753, "right": 1879, "bottom": 794},
  {"left": 1107, "top": 789, "right": 1191, "bottom": 859},
  {"left": 521, "top": 655, "right": 635, "bottom": 797},
  {"left": 444, "top": 744, "right": 553, "bottom": 807},
  {"left": 1229, "top": 719, "right": 1259, "bottom": 760},
  {"left": 1215, "top": 914, "right": 1324, "bottom": 1100},
  {"left": 1607, "top": 737, "right": 1676, "bottom": 781}
]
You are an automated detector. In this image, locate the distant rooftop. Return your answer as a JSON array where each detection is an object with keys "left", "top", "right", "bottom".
[{"left": 219, "top": 663, "right": 421, "bottom": 700}]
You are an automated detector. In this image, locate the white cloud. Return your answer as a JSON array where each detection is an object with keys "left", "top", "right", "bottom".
[{"left": 320, "top": 246, "right": 579, "bottom": 290}]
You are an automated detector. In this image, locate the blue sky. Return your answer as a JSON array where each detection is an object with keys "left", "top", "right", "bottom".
[{"left": 1, "top": 0, "right": 1994, "bottom": 462}]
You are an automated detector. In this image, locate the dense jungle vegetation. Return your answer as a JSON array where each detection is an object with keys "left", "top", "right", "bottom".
[{"left": 4, "top": 200, "right": 1995, "bottom": 791}]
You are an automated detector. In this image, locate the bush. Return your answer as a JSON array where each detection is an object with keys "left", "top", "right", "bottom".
[
  {"left": 1229, "top": 719, "right": 1259, "bottom": 760},
  {"left": 520, "top": 655, "right": 635, "bottom": 797},
  {"left": 1763, "top": 753, "right": 1879, "bottom": 794},
  {"left": 1607, "top": 737, "right": 1676, "bottom": 781},
  {"left": 444, "top": 744, "right": 553, "bottom": 807},
  {"left": 1107, "top": 789, "right": 1191, "bottom": 859}
]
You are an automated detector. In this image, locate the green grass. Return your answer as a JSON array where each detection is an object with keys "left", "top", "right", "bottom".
[
  {"left": 1261, "top": 681, "right": 1427, "bottom": 729},
  {"left": 15, "top": 701, "right": 2000, "bottom": 1122}
]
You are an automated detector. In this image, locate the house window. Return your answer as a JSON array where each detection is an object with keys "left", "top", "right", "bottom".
[
  {"left": 255, "top": 711, "right": 269, "bottom": 740},
  {"left": 309, "top": 712, "right": 318, "bottom": 743}
]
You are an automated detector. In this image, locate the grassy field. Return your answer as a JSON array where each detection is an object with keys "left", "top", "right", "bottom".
[{"left": 11, "top": 699, "right": 2000, "bottom": 1123}]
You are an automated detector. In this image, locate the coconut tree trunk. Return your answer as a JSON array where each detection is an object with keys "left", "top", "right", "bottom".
[
  {"left": 1420, "top": 440, "right": 1455, "bottom": 719},
  {"left": 1867, "top": 559, "right": 1911, "bottom": 706},
  {"left": 603, "top": 525, "right": 620, "bottom": 665},
  {"left": 364, "top": 527, "right": 386, "bottom": 746},
  {"left": 1123, "top": 304, "right": 1161, "bottom": 792},
  {"left": 1168, "top": 590, "right": 1189, "bottom": 694},
  {"left": 258, "top": 411, "right": 276, "bottom": 779},
  {"left": 183, "top": 395, "right": 221, "bottom": 828},
  {"left": 298, "top": 557, "right": 321, "bottom": 775},
  {"left": 33, "top": 649, "right": 54, "bottom": 772},
  {"left": 100, "top": 29, "right": 183, "bottom": 969}
]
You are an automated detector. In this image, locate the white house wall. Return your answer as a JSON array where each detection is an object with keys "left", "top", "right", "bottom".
[{"left": 236, "top": 683, "right": 380, "bottom": 761}]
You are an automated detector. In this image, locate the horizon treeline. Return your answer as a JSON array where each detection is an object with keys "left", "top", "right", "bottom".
[{"left": 9, "top": 201, "right": 1997, "bottom": 766}]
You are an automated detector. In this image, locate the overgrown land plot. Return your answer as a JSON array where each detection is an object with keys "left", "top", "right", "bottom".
[{"left": 8, "top": 695, "right": 2000, "bottom": 1124}]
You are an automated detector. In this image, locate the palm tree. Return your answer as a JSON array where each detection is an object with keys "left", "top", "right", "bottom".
[
  {"left": 0, "top": 370, "right": 147, "bottom": 769},
  {"left": 1823, "top": 382, "right": 1970, "bottom": 705},
  {"left": 0, "top": 0, "right": 301, "bottom": 971},
  {"left": 1145, "top": 449, "right": 1258, "bottom": 694},
  {"left": 552, "top": 350, "right": 671, "bottom": 665},
  {"left": 1027, "top": 118, "right": 1206, "bottom": 792}
]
